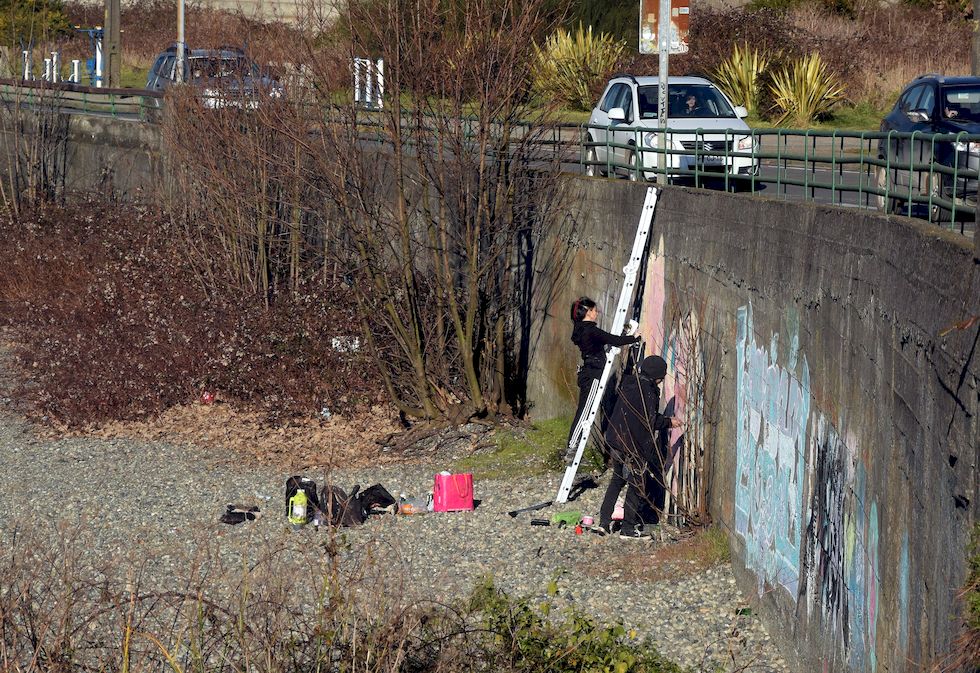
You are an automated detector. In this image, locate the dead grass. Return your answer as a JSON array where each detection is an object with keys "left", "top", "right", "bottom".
[
  {"left": 78, "top": 400, "right": 403, "bottom": 470},
  {"left": 580, "top": 526, "right": 731, "bottom": 583}
]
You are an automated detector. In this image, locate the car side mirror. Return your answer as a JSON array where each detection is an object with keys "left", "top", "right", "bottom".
[
  {"left": 734, "top": 105, "right": 748, "bottom": 119},
  {"left": 907, "top": 109, "right": 930, "bottom": 123},
  {"left": 608, "top": 107, "right": 626, "bottom": 122}
]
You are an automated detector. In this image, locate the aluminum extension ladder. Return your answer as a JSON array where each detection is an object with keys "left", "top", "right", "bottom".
[{"left": 555, "top": 186, "right": 659, "bottom": 504}]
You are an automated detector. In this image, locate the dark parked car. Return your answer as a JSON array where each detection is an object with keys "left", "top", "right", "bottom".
[
  {"left": 877, "top": 74, "right": 979, "bottom": 224},
  {"left": 145, "top": 45, "right": 283, "bottom": 109}
]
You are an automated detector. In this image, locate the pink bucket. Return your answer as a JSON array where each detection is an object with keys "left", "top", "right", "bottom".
[{"left": 432, "top": 472, "right": 474, "bottom": 512}]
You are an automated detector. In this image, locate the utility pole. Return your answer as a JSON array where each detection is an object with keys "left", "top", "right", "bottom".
[
  {"left": 104, "top": 0, "right": 120, "bottom": 88},
  {"left": 973, "top": 0, "right": 980, "bottom": 75},
  {"left": 176, "top": 0, "right": 186, "bottom": 84},
  {"left": 656, "top": 0, "right": 670, "bottom": 181}
]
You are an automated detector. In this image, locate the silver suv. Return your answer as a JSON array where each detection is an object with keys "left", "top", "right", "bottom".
[{"left": 586, "top": 75, "right": 759, "bottom": 181}]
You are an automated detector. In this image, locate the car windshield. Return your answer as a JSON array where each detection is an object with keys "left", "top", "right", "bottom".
[
  {"left": 637, "top": 84, "right": 737, "bottom": 119},
  {"left": 188, "top": 56, "right": 256, "bottom": 81},
  {"left": 941, "top": 86, "right": 980, "bottom": 123}
]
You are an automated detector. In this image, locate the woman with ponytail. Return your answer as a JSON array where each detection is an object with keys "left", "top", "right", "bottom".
[{"left": 564, "top": 296, "right": 641, "bottom": 464}]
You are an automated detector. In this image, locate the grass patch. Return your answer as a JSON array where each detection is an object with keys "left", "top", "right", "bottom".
[
  {"left": 746, "top": 100, "right": 887, "bottom": 131},
  {"left": 453, "top": 417, "right": 571, "bottom": 480}
]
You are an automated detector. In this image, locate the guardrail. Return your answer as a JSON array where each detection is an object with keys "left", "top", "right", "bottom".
[
  {"left": 0, "top": 78, "right": 161, "bottom": 120},
  {"left": 569, "top": 123, "right": 978, "bottom": 234},
  {"left": 0, "top": 81, "right": 973, "bottom": 235}
]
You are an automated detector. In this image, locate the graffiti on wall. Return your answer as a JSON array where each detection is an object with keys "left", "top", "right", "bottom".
[
  {"left": 638, "top": 234, "right": 707, "bottom": 518},
  {"left": 800, "top": 411, "right": 886, "bottom": 673},
  {"left": 735, "top": 303, "right": 810, "bottom": 598},
  {"left": 802, "top": 413, "right": 850, "bottom": 643}
]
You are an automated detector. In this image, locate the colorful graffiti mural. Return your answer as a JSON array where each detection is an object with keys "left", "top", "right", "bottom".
[
  {"left": 801, "top": 412, "right": 885, "bottom": 673},
  {"left": 637, "top": 235, "right": 706, "bottom": 520},
  {"left": 802, "top": 413, "right": 850, "bottom": 644},
  {"left": 735, "top": 303, "right": 810, "bottom": 598}
]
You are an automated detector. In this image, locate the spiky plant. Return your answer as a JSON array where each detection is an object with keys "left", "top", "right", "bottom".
[
  {"left": 532, "top": 24, "right": 626, "bottom": 111},
  {"left": 713, "top": 43, "right": 770, "bottom": 114},
  {"left": 768, "top": 52, "right": 845, "bottom": 127}
]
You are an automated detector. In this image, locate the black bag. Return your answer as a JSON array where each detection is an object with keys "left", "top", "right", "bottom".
[
  {"left": 285, "top": 476, "right": 320, "bottom": 523},
  {"left": 319, "top": 484, "right": 367, "bottom": 527},
  {"left": 358, "top": 483, "right": 397, "bottom": 514}
]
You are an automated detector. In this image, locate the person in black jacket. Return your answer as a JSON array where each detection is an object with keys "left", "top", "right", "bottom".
[
  {"left": 596, "top": 355, "right": 682, "bottom": 539},
  {"left": 564, "top": 297, "right": 641, "bottom": 465}
]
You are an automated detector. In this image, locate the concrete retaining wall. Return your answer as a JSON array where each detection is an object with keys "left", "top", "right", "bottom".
[
  {"left": 1, "top": 112, "right": 976, "bottom": 672},
  {"left": 528, "top": 178, "right": 979, "bottom": 672},
  {"left": 0, "top": 111, "right": 162, "bottom": 202}
]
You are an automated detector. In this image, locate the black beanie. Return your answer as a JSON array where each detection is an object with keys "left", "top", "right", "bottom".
[{"left": 640, "top": 355, "right": 668, "bottom": 380}]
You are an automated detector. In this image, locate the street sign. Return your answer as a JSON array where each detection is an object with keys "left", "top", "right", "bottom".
[{"left": 639, "top": 0, "right": 690, "bottom": 55}]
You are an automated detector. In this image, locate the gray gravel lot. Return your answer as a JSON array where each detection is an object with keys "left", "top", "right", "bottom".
[{"left": 0, "top": 390, "right": 787, "bottom": 672}]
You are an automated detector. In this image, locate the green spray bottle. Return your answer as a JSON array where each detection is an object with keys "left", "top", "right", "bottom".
[{"left": 288, "top": 488, "right": 309, "bottom": 529}]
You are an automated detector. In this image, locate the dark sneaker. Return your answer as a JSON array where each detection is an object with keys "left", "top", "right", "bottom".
[
  {"left": 590, "top": 525, "right": 610, "bottom": 537},
  {"left": 619, "top": 527, "right": 652, "bottom": 540}
]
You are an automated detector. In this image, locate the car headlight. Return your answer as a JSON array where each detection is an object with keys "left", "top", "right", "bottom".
[
  {"left": 643, "top": 132, "right": 658, "bottom": 148},
  {"left": 737, "top": 136, "right": 756, "bottom": 151},
  {"left": 953, "top": 140, "right": 980, "bottom": 153}
]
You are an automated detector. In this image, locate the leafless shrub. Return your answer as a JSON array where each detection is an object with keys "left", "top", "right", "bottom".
[
  {"left": 160, "top": 0, "right": 571, "bottom": 424},
  {"left": 0, "top": 199, "right": 383, "bottom": 426}
]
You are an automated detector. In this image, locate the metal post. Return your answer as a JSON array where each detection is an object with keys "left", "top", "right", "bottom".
[
  {"left": 176, "top": 0, "right": 185, "bottom": 84},
  {"left": 656, "top": 0, "right": 670, "bottom": 181},
  {"left": 973, "top": 0, "right": 980, "bottom": 75},
  {"left": 104, "top": 0, "right": 120, "bottom": 87},
  {"left": 353, "top": 58, "right": 361, "bottom": 105},
  {"left": 94, "top": 33, "right": 103, "bottom": 87}
]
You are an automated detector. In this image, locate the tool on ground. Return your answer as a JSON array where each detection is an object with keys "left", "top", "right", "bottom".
[
  {"left": 507, "top": 474, "right": 599, "bottom": 517},
  {"left": 550, "top": 510, "right": 582, "bottom": 527},
  {"left": 556, "top": 186, "right": 659, "bottom": 504}
]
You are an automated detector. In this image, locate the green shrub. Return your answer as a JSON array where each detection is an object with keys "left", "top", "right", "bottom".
[
  {"left": 768, "top": 52, "right": 845, "bottom": 127},
  {"left": 0, "top": 0, "right": 72, "bottom": 47},
  {"left": 713, "top": 43, "right": 770, "bottom": 114},
  {"left": 533, "top": 24, "right": 626, "bottom": 111},
  {"left": 470, "top": 578, "right": 684, "bottom": 673}
]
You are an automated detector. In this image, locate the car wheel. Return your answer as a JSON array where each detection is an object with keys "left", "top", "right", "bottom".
[
  {"left": 626, "top": 148, "right": 639, "bottom": 182},
  {"left": 874, "top": 164, "right": 900, "bottom": 215},
  {"left": 584, "top": 138, "right": 606, "bottom": 178},
  {"left": 928, "top": 173, "right": 952, "bottom": 225}
]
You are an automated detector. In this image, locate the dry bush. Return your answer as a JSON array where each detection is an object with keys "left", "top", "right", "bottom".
[
  {"left": 57, "top": 0, "right": 307, "bottom": 71},
  {"left": 624, "top": 3, "right": 971, "bottom": 115},
  {"left": 0, "top": 199, "right": 383, "bottom": 427},
  {"left": 0, "top": 523, "right": 681, "bottom": 673},
  {"left": 158, "top": 0, "right": 573, "bottom": 423}
]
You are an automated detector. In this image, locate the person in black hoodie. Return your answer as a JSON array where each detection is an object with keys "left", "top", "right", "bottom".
[
  {"left": 596, "top": 355, "right": 682, "bottom": 539},
  {"left": 564, "top": 297, "right": 641, "bottom": 465}
]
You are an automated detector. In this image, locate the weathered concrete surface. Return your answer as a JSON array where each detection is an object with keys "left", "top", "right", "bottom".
[
  {"left": 528, "top": 177, "right": 979, "bottom": 673},
  {"left": 0, "top": 111, "right": 162, "bottom": 201}
]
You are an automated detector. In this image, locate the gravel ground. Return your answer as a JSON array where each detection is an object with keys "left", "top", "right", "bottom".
[{"left": 0, "top": 389, "right": 788, "bottom": 672}]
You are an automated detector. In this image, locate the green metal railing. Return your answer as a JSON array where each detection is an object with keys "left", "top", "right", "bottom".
[
  {"left": 567, "top": 123, "right": 978, "bottom": 233},
  {"left": 0, "top": 79, "right": 162, "bottom": 120},
  {"left": 0, "top": 83, "right": 973, "bottom": 234}
]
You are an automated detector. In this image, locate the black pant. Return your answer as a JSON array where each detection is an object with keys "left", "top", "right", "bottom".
[
  {"left": 598, "top": 458, "right": 646, "bottom": 533},
  {"left": 566, "top": 368, "right": 602, "bottom": 451}
]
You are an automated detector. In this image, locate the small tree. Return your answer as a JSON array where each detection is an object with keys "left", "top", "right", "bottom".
[{"left": 0, "top": 0, "right": 71, "bottom": 48}]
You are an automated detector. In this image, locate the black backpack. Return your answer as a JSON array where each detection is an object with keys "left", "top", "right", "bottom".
[
  {"left": 358, "top": 483, "right": 397, "bottom": 514},
  {"left": 319, "top": 484, "right": 367, "bottom": 527},
  {"left": 285, "top": 476, "right": 320, "bottom": 523}
]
